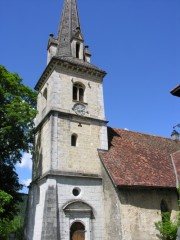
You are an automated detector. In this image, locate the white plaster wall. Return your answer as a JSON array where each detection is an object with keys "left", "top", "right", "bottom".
[
  {"left": 25, "top": 184, "right": 39, "bottom": 240},
  {"left": 57, "top": 176, "right": 104, "bottom": 240},
  {"left": 27, "top": 176, "right": 104, "bottom": 240},
  {"left": 32, "top": 181, "right": 46, "bottom": 240},
  {"left": 31, "top": 178, "right": 57, "bottom": 240}
]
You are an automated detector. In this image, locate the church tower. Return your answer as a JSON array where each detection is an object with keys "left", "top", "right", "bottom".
[{"left": 25, "top": 0, "right": 108, "bottom": 239}]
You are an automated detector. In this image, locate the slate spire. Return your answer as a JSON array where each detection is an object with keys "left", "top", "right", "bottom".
[{"left": 56, "top": 0, "right": 83, "bottom": 57}]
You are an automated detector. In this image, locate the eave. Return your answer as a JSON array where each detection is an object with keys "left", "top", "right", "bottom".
[
  {"left": 35, "top": 56, "right": 107, "bottom": 92},
  {"left": 170, "top": 85, "right": 180, "bottom": 97}
]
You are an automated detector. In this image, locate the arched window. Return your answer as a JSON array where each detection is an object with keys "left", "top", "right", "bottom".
[
  {"left": 70, "top": 221, "right": 85, "bottom": 240},
  {"left": 71, "top": 134, "right": 77, "bottom": 147},
  {"left": 73, "top": 83, "right": 84, "bottom": 102}
]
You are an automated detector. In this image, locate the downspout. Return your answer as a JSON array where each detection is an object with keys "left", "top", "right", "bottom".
[{"left": 170, "top": 154, "right": 180, "bottom": 240}]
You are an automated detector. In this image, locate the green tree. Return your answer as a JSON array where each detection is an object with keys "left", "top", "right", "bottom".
[
  {"left": 0, "top": 65, "right": 37, "bottom": 220},
  {"left": 0, "top": 194, "right": 28, "bottom": 240},
  {"left": 0, "top": 190, "right": 12, "bottom": 214},
  {"left": 0, "top": 164, "right": 23, "bottom": 220},
  {"left": 155, "top": 212, "right": 178, "bottom": 240},
  {"left": 0, "top": 65, "right": 37, "bottom": 165},
  {"left": 0, "top": 215, "right": 24, "bottom": 240}
]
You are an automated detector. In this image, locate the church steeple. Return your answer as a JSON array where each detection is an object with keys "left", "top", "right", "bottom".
[
  {"left": 25, "top": 1, "right": 108, "bottom": 239},
  {"left": 47, "top": 0, "right": 90, "bottom": 63},
  {"left": 57, "top": 0, "right": 82, "bottom": 57}
]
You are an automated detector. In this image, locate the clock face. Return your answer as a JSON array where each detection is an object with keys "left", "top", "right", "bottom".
[{"left": 73, "top": 103, "right": 86, "bottom": 116}]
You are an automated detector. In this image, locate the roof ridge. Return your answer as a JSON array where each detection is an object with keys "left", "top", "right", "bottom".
[{"left": 109, "top": 126, "right": 178, "bottom": 141}]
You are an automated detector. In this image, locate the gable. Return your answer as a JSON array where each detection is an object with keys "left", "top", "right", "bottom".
[
  {"left": 99, "top": 127, "right": 180, "bottom": 188},
  {"left": 72, "top": 30, "right": 84, "bottom": 41}
]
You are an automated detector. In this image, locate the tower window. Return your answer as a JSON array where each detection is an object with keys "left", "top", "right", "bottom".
[
  {"left": 71, "top": 134, "right": 77, "bottom": 147},
  {"left": 42, "top": 88, "right": 48, "bottom": 110},
  {"left": 43, "top": 88, "right": 47, "bottom": 100},
  {"left": 73, "top": 83, "right": 84, "bottom": 102},
  {"left": 76, "top": 42, "right": 80, "bottom": 58}
]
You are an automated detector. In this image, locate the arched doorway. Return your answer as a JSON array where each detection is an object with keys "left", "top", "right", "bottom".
[
  {"left": 70, "top": 221, "right": 85, "bottom": 240},
  {"left": 64, "top": 201, "right": 93, "bottom": 240}
]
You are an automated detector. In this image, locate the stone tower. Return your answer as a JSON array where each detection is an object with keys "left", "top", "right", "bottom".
[{"left": 24, "top": 0, "right": 108, "bottom": 239}]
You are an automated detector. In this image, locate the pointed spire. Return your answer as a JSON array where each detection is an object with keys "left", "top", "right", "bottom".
[
  {"left": 56, "top": 0, "right": 83, "bottom": 57},
  {"left": 47, "top": 0, "right": 92, "bottom": 64}
]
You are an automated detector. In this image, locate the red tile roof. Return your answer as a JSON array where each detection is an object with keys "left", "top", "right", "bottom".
[{"left": 99, "top": 128, "right": 180, "bottom": 188}]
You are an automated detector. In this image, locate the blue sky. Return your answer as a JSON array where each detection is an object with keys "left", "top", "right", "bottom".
[{"left": 1, "top": 0, "right": 180, "bottom": 192}]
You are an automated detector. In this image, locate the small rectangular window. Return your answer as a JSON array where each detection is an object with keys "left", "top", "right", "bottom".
[
  {"left": 71, "top": 134, "right": 77, "bottom": 146},
  {"left": 76, "top": 43, "right": 80, "bottom": 58}
]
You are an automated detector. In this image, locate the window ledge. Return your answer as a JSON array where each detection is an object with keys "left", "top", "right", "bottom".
[{"left": 73, "top": 100, "right": 88, "bottom": 105}]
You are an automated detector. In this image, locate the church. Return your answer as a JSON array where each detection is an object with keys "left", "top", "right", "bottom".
[{"left": 24, "top": 0, "right": 180, "bottom": 239}]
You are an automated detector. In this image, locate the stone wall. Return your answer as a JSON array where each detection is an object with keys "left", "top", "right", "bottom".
[
  {"left": 102, "top": 165, "right": 123, "bottom": 240},
  {"left": 33, "top": 119, "right": 51, "bottom": 180},
  {"left": 34, "top": 65, "right": 108, "bottom": 178},
  {"left": 34, "top": 115, "right": 107, "bottom": 178},
  {"left": 57, "top": 116, "right": 105, "bottom": 175},
  {"left": 118, "top": 188, "right": 178, "bottom": 240},
  {"left": 36, "top": 66, "right": 106, "bottom": 125}
]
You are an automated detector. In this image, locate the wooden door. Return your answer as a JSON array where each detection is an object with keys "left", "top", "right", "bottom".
[
  {"left": 70, "top": 222, "right": 85, "bottom": 240},
  {"left": 72, "top": 230, "right": 85, "bottom": 240}
]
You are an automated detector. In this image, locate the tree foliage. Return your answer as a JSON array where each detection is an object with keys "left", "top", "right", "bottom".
[
  {"left": 0, "top": 194, "right": 28, "bottom": 240},
  {"left": 0, "top": 164, "right": 23, "bottom": 220},
  {"left": 0, "top": 65, "right": 37, "bottom": 165},
  {"left": 0, "top": 190, "right": 12, "bottom": 214},
  {"left": 0, "top": 214, "right": 24, "bottom": 240},
  {"left": 0, "top": 65, "right": 37, "bottom": 221},
  {"left": 155, "top": 212, "right": 178, "bottom": 240}
]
